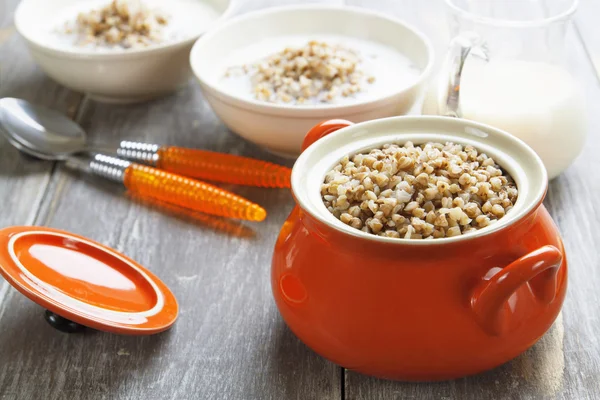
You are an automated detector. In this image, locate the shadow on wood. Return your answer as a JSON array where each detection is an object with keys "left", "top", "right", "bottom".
[
  {"left": 126, "top": 193, "right": 257, "bottom": 239},
  {"left": 60, "top": 167, "right": 258, "bottom": 238},
  {"left": 344, "top": 316, "right": 565, "bottom": 399},
  {"left": 260, "top": 314, "right": 342, "bottom": 400}
]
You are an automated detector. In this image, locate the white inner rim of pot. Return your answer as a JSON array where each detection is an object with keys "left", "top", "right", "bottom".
[{"left": 292, "top": 116, "right": 547, "bottom": 246}]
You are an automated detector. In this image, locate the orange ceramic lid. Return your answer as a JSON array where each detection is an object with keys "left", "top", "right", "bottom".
[{"left": 0, "top": 226, "right": 178, "bottom": 335}]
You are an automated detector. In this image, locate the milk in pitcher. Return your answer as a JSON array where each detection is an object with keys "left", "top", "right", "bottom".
[{"left": 424, "top": 59, "right": 586, "bottom": 179}]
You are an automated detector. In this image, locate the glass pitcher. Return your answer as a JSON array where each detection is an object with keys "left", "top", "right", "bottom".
[{"left": 423, "top": 0, "right": 586, "bottom": 179}]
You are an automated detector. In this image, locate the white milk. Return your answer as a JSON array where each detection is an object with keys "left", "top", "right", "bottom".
[
  {"left": 47, "top": 0, "right": 221, "bottom": 51},
  {"left": 423, "top": 60, "right": 586, "bottom": 179},
  {"left": 218, "top": 34, "right": 422, "bottom": 106}
]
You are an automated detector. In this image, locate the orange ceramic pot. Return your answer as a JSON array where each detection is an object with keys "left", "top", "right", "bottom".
[{"left": 272, "top": 116, "right": 567, "bottom": 381}]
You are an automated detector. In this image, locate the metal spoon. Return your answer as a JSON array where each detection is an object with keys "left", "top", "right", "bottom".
[
  {"left": 0, "top": 98, "right": 267, "bottom": 221},
  {"left": 0, "top": 98, "right": 291, "bottom": 188},
  {"left": 0, "top": 98, "right": 89, "bottom": 160}
]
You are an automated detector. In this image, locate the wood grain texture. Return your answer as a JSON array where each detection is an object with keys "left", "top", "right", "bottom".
[
  {"left": 0, "top": 0, "right": 82, "bottom": 228},
  {"left": 0, "top": 0, "right": 82, "bottom": 343},
  {"left": 0, "top": 84, "right": 339, "bottom": 399},
  {"left": 0, "top": 0, "right": 599, "bottom": 399}
]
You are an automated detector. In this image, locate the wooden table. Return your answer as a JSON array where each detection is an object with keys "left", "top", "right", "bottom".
[{"left": 1, "top": 1, "right": 599, "bottom": 399}]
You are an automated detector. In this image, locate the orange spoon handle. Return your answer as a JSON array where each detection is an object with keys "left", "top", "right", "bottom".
[
  {"left": 112, "top": 142, "right": 291, "bottom": 188},
  {"left": 123, "top": 163, "right": 267, "bottom": 222},
  {"left": 155, "top": 146, "right": 291, "bottom": 188},
  {"left": 84, "top": 154, "right": 266, "bottom": 222}
]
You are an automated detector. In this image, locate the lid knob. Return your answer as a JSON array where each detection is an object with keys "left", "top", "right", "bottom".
[{"left": 44, "top": 310, "right": 86, "bottom": 334}]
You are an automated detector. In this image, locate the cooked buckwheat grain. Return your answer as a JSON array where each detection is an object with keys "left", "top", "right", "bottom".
[
  {"left": 67, "top": 0, "right": 168, "bottom": 49},
  {"left": 225, "top": 41, "right": 375, "bottom": 105},
  {"left": 321, "top": 142, "right": 518, "bottom": 239}
]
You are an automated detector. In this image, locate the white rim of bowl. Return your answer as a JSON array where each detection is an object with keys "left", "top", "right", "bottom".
[
  {"left": 292, "top": 116, "right": 548, "bottom": 246},
  {"left": 189, "top": 4, "right": 435, "bottom": 115},
  {"left": 444, "top": 0, "right": 578, "bottom": 28},
  {"left": 14, "top": 0, "right": 239, "bottom": 59}
]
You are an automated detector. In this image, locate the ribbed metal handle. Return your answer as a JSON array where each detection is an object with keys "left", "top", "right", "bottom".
[
  {"left": 88, "top": 154, "right": 131, "bottom": 183},
  {"left": 116, "top": 141, "right": 160, "bottom": 165}
]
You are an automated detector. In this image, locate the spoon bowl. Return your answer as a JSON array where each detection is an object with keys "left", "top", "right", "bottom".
[{"left": 0, "top": 98, "right": 87, "bottom": 161}]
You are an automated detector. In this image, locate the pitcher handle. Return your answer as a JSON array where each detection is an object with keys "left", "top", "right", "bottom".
[
  {"left": 438, "top": 31, "right": 488, "bottom": 117},
  {"left": 301, "top": 119, "right": 354, "bottom": 152},
  {"left": 470, "top": 245, "right": 563, "bottom": 336}
]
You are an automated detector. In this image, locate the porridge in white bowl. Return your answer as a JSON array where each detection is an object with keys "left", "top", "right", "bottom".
[
  {"left": 15, "top": 0, "right": 235, "bottom": 102},
  {"left": 45, "top": 0, "right": 223, "bottom": 52},
  {"left": 189, "top": 5, "right": 434, "bottom": 156},
  {"left": 218, "top": 35, "right": 422, "bottom": 106}
]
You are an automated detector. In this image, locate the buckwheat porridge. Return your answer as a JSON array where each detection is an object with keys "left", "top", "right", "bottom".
[
  {"left": 321, "top": 142, "right": 518, "bottom": 239},
  {"left": 219, "top": 35, "right": 421, "bottom": 105},
  {"left": 48, "top": 0, "right": 221, "bottom": 50}
]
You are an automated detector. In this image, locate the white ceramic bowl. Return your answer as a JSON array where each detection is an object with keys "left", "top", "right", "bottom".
[
  {"left": 190, "top": 5, "right": 434, "bottom": 157},
  {"left": 15, "top": 0, "right": 237, "bottom": 103}
]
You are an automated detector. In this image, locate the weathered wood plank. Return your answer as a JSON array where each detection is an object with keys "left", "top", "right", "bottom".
[
  {"left": 0, "top": 0, "right": 82, "bottom": 341},
  {"left": 0, "top": 0, "right": 82, "bottom": 227},
  {"left": 0, "top": 80, "right": 340, "bottom": 399},
  {"left": 344, "top": 2, "right": 600, "bottom": 400}
]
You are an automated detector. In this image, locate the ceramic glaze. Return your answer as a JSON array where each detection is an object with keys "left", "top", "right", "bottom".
[
  {"left": 15, "top": 233, "right": 157, "bottom": 312},
  {"left": 0, "top": 226, "right": 179, "bottom": 335},
  {"left": 272, "top": 117, "right": 568, "bottom": 381}
]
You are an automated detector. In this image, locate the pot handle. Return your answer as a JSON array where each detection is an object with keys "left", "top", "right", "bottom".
[
  {"left": 470, "top": 245, "right": 563, "bottom": 336},
  {"left": 301, "top": 119, "right": 354, "bottom": 152}
]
